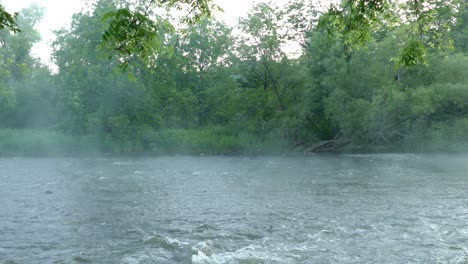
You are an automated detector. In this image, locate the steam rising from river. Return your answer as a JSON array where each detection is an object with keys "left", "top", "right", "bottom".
[{"left": 1, "top": 154, "right": 468, "bottom": 263}]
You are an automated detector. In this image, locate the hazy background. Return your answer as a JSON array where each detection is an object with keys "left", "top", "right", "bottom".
[
  {"left": 0, "top": 0, "right": 466, "bottom": 156},
  {"left": 2, "top": 0, "right": 291, "bottom": 67}
]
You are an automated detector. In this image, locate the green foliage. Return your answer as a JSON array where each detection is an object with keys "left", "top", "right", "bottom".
[
  {"left": 318, "top": 0, "right": 390, "bottom": 48},
  {"left": 403, "top": 118, "right": 468, "bottom": 152},
  {"left": 326, "top": 89, "right": 372, "bottom": 142},
  {"left": 0, "top": 4, "right": 53, "bottom": 130},
  {"left": 0, "top": 4, "right": 44, "bottom": 79},
  {"left": 0, "top": 84, "right": 16, "bottom": 124},
  {"left": 399, "top": 39, "right": 427, "bottom": 66},
  {"left": 144, "top": 127, "right": 288, "bottom": 155},
  {"left": 452, "top": 0, "right": 467, "bottom": 52},
  {"left": 159, "top": 0, "right": 219, "bottom": 23},
  {"left": 1, "top": 0, "right": 467, "bottom": 156},
  {"left": 101, "top": 8, "right": 173, "bottom": 71},
  {"left": 100, "top": 0, "right": 219, "bottom": 69},
  {"left": 0, "top": 4, "right": 19, "bottom": 32},
  {"left": 318, "top": 0, "right": 391, "bottom": 51},
  {"left": 318, "top": 0, "right": 462, "bottom": 67},
  {"left": 307, "top": 15, "right": 468, "bottom": 150}
]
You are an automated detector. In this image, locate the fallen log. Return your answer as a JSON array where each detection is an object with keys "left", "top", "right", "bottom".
[{"left": 304, "top": 138, "right": 350, "bottom": 153}]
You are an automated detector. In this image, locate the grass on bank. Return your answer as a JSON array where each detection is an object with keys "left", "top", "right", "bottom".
[
  {"left": 0, "top": 129, "right": 100, "bottom": 156},
  {"left": 0, "top": 127, "right": 289, "bottom": 156},
  {"left": 136, "top": 127, "right": 289, "bottom": 155},
  {"left": 2, "top": 120, "right": 468, "bottom": 156}
]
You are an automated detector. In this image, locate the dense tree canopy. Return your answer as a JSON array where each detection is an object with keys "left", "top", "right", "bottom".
[
  {"left": 0, "top": 0, "right": 467, "bottom": 155},
  {"left": 2, "top": 0, "right": 463, "bottom": 66}
]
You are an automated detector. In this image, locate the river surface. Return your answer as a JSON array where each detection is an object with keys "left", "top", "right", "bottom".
[{"left": 1, "top": 154, "right": 468, "bottom": 263}]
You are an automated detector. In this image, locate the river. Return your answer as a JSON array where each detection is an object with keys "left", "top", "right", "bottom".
[{"left": 1, "top": 154, "right": 467, "bottom": 263}]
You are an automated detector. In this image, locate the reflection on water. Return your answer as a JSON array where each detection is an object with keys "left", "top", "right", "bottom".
[{"left": 0, "top": 154, "right": 467, "bottom": 263}]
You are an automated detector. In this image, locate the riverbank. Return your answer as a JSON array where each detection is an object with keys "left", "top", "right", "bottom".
[
  {"left": 0, "top": 128, "right": 289, "bottom": 156},
  {"left": 1, "top": 128, "right": 467, "bottom": 156},
  {"left": 0, "top": 129, "right": 100, "bottom": 156}
]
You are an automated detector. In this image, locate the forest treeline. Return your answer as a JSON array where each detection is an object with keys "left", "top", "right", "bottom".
[{"left": 0, "top": 0, "right": 467, "bottom": 155}]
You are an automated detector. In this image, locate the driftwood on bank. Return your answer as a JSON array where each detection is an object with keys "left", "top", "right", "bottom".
[{"left": 304, "top": 138, "right": 351, "bottom": 153}]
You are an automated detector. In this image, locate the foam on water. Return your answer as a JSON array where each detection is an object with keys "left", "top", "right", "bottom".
[
  {"left": 191, "top": 240, "right": 301, "bottom": 264},
  {"left": 143, "top": 233, "right": 189, "bottom": 249},
  {"left": 2, "top": 155, "right": 468, "bottom": 263},
  {"left": 112, "top": 161, "right": 135, "bottom": 165}
]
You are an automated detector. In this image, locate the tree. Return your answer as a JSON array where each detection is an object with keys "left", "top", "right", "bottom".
[
  {"left": 101, "top": 0, "right": 219, "bottom": 68},
  {"left": 0, "top": 4, "right": 44, "bottom": 80},
  {"left": 175, "top": 18, "right": 234, "bottom": 125},
  {"left": 1, "top": 0, "right": 217, "bottom": 70},
  {"left": 238, "top": 2, "right": 292, "bottom": 112},
  {"left": 0, "top": 4, "right": 49, "bottom": 128},
  {"left": 53, "top": 0, "right": 163, "bottom": 152},
  {"left": 453, "top": 0, "right": 468, "bottom": 52},
  {"left": 318, "top": 0, "right": 464, "bottom": 66}
]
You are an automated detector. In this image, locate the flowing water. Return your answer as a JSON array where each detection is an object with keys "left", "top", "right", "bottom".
[{"left": 1, "top": 154, "right": 468, "bottom": 263}]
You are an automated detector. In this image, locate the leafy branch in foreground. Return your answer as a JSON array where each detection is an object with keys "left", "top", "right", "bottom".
[
  {"left": 317, "top": 0, "right": 391, "bottom": 51},
  {"left": 101, "top": 0, "right": 219, "bottom": 70},
  {"left": 0, "top": 4, "right": 20, "bottom": 32},
  {"left": 318, "top": 0, "right": 464, "bottom": 67},
  {"left": 101, "top": 8, "right": 173, "bottom": 71}
]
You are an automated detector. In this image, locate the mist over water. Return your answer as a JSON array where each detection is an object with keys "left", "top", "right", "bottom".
[{"left": 1, "top": 154, "right": 468, "bottom": 263}]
